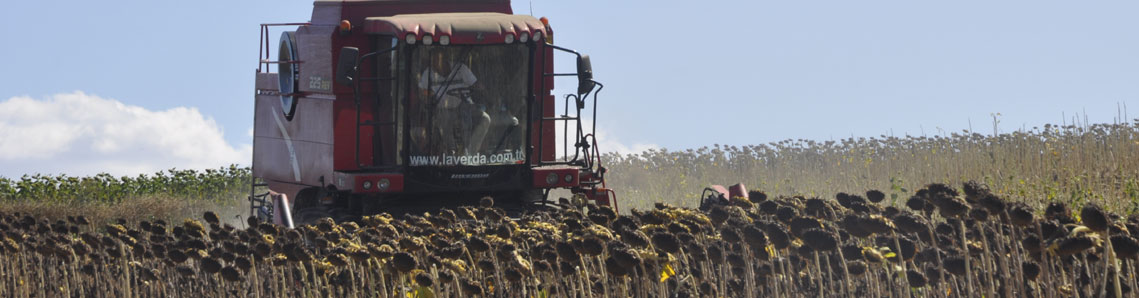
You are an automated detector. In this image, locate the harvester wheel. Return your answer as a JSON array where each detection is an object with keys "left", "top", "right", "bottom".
[{"left": 291, "top": 188, "right": 330, "bottom": 226}]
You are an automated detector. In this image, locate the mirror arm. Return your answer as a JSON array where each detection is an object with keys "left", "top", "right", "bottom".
[
  {"left": 358, "top": 46, "right": 398, "bottom": 62},
  {"left": 546, "top": 44, "right": 582, "bottom": 57},
  {"left": 347, "top": 47, "right": 399, "bottom": 104}
]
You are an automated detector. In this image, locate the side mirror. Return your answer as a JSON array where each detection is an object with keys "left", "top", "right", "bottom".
[
  {"left": 576, "top": 54, "right": 596, "bottom": 95},
  {"left": 335, "top": 47, "right": 360, "bottom": 86}
]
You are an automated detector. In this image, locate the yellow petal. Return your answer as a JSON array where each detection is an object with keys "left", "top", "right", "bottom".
[
  {"left": 409, "top": 286, "right": 435, "bottom": 298},
  {"left": 659, "top": 263, "right": 676, "bottom": 282}
]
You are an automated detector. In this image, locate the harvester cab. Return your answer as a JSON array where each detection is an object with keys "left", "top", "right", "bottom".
[{"left": 248, "top": 0, "right": 614, "bottom": 226}]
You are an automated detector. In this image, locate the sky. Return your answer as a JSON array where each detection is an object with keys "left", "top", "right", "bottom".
[{"left": 1, "top": 0, "right": 1137, "bottom": 177}]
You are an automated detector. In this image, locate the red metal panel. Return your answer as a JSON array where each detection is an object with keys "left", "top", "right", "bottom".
[
  {"left": 252, "top": 119, "right": 335, "bottom": 185},
  {"left": 253, "top": 137, "right": 294, "bottom": 182},
  {"left": 328, "top": 69, "right": 390, "bottom": 170},
  {"left": 333, "top": 100, "right": 360, "bottom": 170},
  {"left": 255, "top": 72, "right": 280, "bottom": 91},
  {"left": 541, "top": 44, "right": 556, "bottom": 162},
  {"left": 540, "top": 94, "right": 556, "bottom": 162},
  {"left": 329, "top": 25, "right": 374, "bottom": 171},
  {"left": 253, "top": 73, "right": 281, "bottom": 142},
  {"left": 585, "top": 188, "right": 613, "bottom": 209},
  {"left": 310, "top": 2, "right": 342, "bottom": 26},
  {"left": 728, "top": 184, "right": 749, "bottom": 200},
  {"left": 254, "top": 94, "right": 335, "bottom": 144},
  {"left": 297, "top": 26, "right": 335, "bottom": 96},
  {"left": 253, "top": 71, "right": 335, "bottom": 190},
  {"left": 327, "top": 24, "right": 400, "bottom": 171},
  {"left": 363, "top": 13, "right": 546, "bottom": 45},
  {"left": 311, "top": 0, "right": 512, "bottom": 26},
  {"left": 530, "top": 43, "right": 557, "bottom": 164},
  {"left": 353, "top": 173, "right": 405, "bottom": 193},
  {"left": 532, "top": 168, "right": 579, "bottom": 188}
]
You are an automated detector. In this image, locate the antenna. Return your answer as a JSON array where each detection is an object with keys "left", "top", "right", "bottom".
[{"left": 529, "top": 0, "right": 533, "bottom": 15}]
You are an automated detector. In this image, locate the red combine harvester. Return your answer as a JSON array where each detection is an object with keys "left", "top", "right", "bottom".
[{"left": 248, "top": 0, "right": 613, "bottom": 227}]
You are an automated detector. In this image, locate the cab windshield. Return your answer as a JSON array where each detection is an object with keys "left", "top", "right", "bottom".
[{"left": 407, "top": 44, "right": 529, "bottom": 166}]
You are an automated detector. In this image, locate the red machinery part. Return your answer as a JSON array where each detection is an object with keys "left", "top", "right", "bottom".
[
  {"left": 354, "top": 174, "right": 405, "bottom": 193},
  {"left": 363, "top": 13, "right": 546, "bottom": 45},
  {"left": 532, "top": 168, "right": 579, "bottom": 188},
  {"left": 583, "top": 187, "right": 617, "bottom": 213},
  {"left": 707, "top": 184, "right": 749, "bottom": 201},
  {"left": 702, "top": 183, "right": 747, "bottom": 209},
  {"left": 728, "top": 183, "right": 748, "bottom": 201}
]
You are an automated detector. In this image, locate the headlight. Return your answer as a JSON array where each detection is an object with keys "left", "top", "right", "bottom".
[
  {"left": 439, "top": 35, "right": 450, "bottom": 45},
  {"left": 545, "top": 173, "right": 558, "bottom": 185},
  {"left": 405, "top": 34, "right": 417, "bottom": 45},
  {"left": 377, "top": 178, "right": 391, "bottom": 191},
  {"left": 504, "top": 34, "right": 514, "bottom": 44},
  {"left": 362, "top": 180, "right": 373, "bottom": 190},
  {"left": 533, "top": 31, "right": 542, "bottom": 42},
  {"left": 564, "top": 174, "right": 573, "bottom": 183},
  {"left": 422, "top": 35, "right": 433, "bottom": 45},
  {"left": 519, "top": 32, "right": 529, "bottom": 43}
]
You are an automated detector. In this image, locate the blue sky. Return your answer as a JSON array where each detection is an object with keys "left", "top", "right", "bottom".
[{"left": 2, "top": 0, "right": 1137, "bottom": 176}]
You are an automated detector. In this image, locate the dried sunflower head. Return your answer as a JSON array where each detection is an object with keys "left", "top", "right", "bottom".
[
  {"left": 200, "top": 257, "right": 222, "bottom": 274},
  {"left": 1080, "top": 204, "right": 1109, "bottom": 232},
  {"left": 847, "top": 260, "right": 867, "bottom": 276},
  {"left": 906, "top": 269, "right": 927, "bottom": 288},
  {"left": 203, "top": 212, "right": 220, "bottom": 225},
  {"left": 801, "top": 229, "right": 838, "bottom": 251},
  {"left": 1112, "top": 235, "right": 1139, "bottom": 259},
  {"left": 1008, "top": 203, "right": 1035, "bottom": 226},
  {"left": 866, "top": 190, "right": 886, "bottom": 204},
  {"left": 414, "top": 271, "right": 434, "bottom": 287},
  {"left": 741, "top": 225, "right": 767, "bottom": 248},
  {"left": 604, "top": 256, "right": 628, "bottom": 277},
  {"left": 220, "top": 266, "right": 242, "bottom": 281},
  {"left": 651, "top": 232, "right": 681, "bottom": 254},
  {"left": 391, "top": 252, "right": 417, "bottom": 273}
]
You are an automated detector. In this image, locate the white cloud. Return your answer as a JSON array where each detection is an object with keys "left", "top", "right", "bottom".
[
  {"left": 594, "top": 127, "right": 659, "bottom": 154},
  {"left": 0, "top": 92, "right": 251, "bottom": 177},
  {"left": 554, "top": 120, "right": 658, "bottom": 156}
]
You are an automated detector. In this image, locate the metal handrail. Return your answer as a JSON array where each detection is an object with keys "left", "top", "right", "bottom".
[
  {"left": 539, "top": 45, "right": 595, "bottom": 167},
  {"left": 259, "top": 60, "right": 304, "bottom": 64},
  {"left": 257, "top": 23, "right": 311, "bottom": 73}
]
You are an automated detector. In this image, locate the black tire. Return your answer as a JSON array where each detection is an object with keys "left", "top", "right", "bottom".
[
  {"left": 293, "top": 207, "right": 331, "bottom": 227},
  {"left": 291, "top": 188, "right": 329, "bottom": 226}
]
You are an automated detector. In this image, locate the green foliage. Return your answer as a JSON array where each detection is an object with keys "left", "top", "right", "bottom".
[
  {"left": 888, "top": 176, "right": 907, "bottom": 205},
  {"left": 0, "top": 165, "right": 249, "bottom": 205}
]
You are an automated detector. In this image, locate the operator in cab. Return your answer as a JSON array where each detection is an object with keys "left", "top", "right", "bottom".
[{"left": 417, "top": 48, "right": 492, "bottom": 158}]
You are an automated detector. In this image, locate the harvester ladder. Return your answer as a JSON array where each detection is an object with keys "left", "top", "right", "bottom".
[
  {"left": 538, "top": 44, "right": 604, "bottom": 171},
  {"left": 353, "top": 39, "right": 401, "bottom": 169}
]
